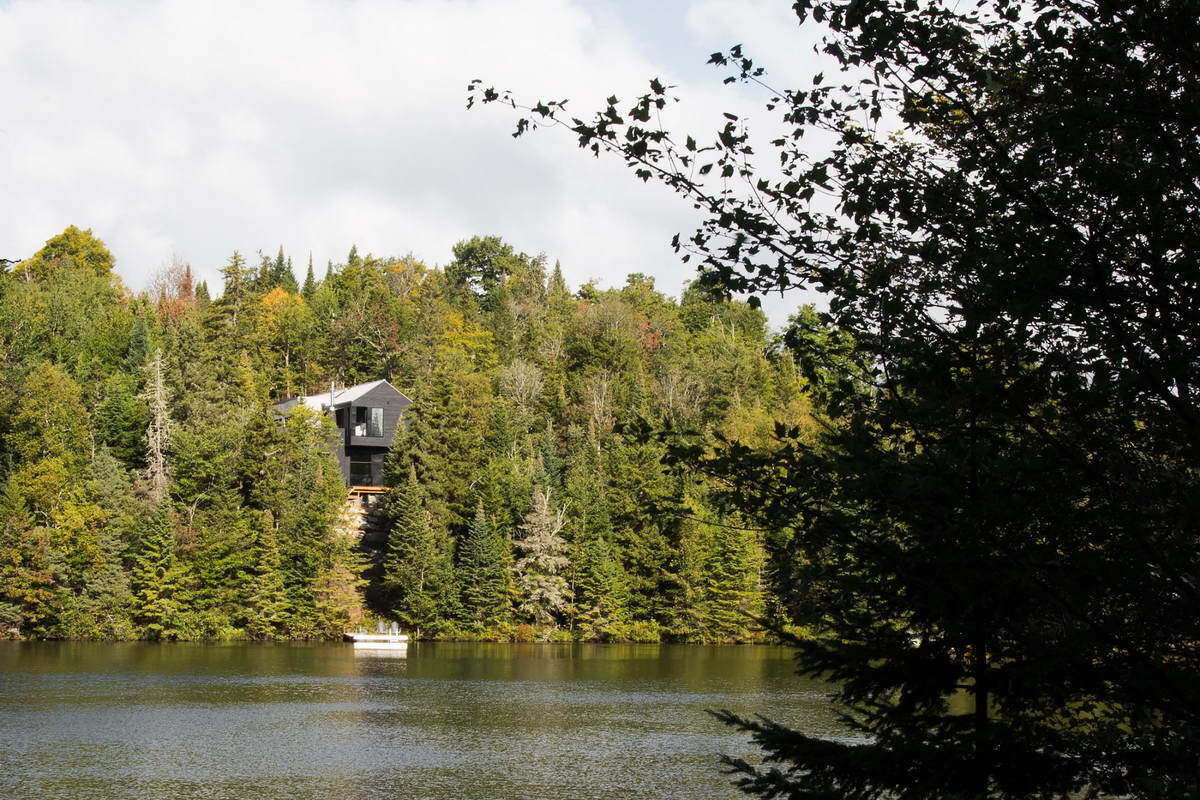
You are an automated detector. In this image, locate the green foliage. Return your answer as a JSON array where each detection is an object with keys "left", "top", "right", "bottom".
[
  {"left": 457, "top": 504, "right": 510, "bottom": 629},
  {"left": 17, "top": 225, "right": 115, "bottom": 280},
  {"left": 383, "top": 470, "right": 457, "bottom": 634},
  {"left": 0, "top": 220, "right": 811, "bottom": 647},
  {"left": 130, "top": 503, "right": 181, "bottom": 640},
  {"left": 7, "top": 362, "right": 92, "bottom": 471},
  {"left": 471, "top": 0, "right": 1200, "bottom": 795},
  {"left": 513, "top": 488, "right": 572, "bottom": 627},
  {"left": 446, "top": 235, "right": 526, "bottom": 309}
]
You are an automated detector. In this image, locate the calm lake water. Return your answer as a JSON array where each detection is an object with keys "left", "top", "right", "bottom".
[{"left": 0, "top": 641, "right": 844, "bottom": 800}]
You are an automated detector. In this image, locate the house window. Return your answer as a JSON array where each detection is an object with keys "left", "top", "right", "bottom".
[
  {"left": 354, "top": 407, "right": 384, "bottom": 438},
  {"left": 349, "top": 459, "right": 374, "bottom": 485},
  {"left": 349, "top": 453, "right": 385, "bottom": 486}
]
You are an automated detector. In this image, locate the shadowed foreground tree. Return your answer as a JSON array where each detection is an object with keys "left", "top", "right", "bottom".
[{"left": 472, "top": 0, "right": 1200, "bottom": 796}]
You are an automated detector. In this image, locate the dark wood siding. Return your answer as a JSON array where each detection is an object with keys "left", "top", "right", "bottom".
[{"left": 346, "top": 382, "right": 411, "bottom": 449}]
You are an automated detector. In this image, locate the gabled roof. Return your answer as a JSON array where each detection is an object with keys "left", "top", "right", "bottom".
[{"left": 274, "top": 379, "right": 409, "bottom": 414}]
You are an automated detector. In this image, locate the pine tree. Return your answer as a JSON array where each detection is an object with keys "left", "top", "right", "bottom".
[
  {"left": 513, "top": 488, "right": 572, "bottom": 627},
  {"left": 244, "top": 513, "right": 290, "bottom": 639},
  {"left": 383, "top": 469, "right": 456, "bottom": 635},
  {"left": 301, "top": 254, "right": 317, "bottom": 300},
  {"left": 268, "top": 246, "right": 298, "bottom": 293},
  {"left": 458, "top": 503, "right": 510, "bottom": 629},
  {"left": 125, "top": 314, "right": 150, "bottom": 372},
  {"left": 698, "top": 518, "right": 762, "bottom": 643},
  {"left": 130, "top": 503, "right": 181, "bottom": 640}
]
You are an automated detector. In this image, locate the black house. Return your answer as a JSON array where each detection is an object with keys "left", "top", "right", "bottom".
[{"left": 274, "top": 379, "right": 412, "bottom": 486}]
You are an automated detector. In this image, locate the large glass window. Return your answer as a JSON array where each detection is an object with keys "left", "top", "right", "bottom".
[
  {"left": 349, "top": 453, "right": 385, "bottom": 486},
  {"left": 349, "top": 459, "right": 373, "bottom": 485},
  {"left": 354, "top": 407, "right": 384, "bottom": 438}
]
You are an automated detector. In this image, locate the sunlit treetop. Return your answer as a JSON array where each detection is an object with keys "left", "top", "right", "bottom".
[{"left": 16, "top": 225, "right": 116, "bottom": 281}]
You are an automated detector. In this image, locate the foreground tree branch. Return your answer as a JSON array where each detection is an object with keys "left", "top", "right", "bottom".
[{"left": 471, "top": 0, "right": 1200, "bottom": 796}]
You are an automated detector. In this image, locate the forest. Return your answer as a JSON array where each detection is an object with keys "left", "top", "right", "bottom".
[{"left": 0, "top": 224, "right": 817, "bottom": 643}]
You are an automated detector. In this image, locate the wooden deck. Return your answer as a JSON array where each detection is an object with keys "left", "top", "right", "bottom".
[{"left": 348, "top": 485, "right": 388, "bottom": 495}]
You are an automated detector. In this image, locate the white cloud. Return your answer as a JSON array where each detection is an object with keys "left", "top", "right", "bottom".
[{"left": 0, "top": 0, "right": 823, "bottom": 325}]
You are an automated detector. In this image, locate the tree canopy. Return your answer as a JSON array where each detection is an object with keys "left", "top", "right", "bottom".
[
  {"left": 0, "top": 224, "right": 804, "bottom": 646},
  {"left": 471, "top": 0, "right": 1200, "bottom": 796}
]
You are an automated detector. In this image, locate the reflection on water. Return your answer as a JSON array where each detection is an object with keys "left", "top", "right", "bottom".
[
  {"left": 0, "top": 642, "right": 844, "bottom": 800},
  {"left": 353, "top": 645, "right": 408, "bottom": 659}
]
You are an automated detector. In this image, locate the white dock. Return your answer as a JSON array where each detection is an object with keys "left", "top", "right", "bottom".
[{"left": 345, "top": 631, "right": 409, "bottom": 649}]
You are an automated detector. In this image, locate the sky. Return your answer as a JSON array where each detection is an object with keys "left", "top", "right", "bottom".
[{"left": 0, "top": 0, "right": 827, "bottom": 326}]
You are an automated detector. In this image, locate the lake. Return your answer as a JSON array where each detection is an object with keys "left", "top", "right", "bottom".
[{"left": 0, "top": 641, "right": 845, "bottom": 800}]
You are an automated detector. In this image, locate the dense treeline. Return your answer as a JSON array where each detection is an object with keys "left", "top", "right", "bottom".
[{"left": 0, "top": 225, "right": 815, "bottom": 642}]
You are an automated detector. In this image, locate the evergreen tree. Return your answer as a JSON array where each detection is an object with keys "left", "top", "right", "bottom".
[
  {"left": 564, "top": 427, "right": 629, "bottom": 637},
  {"left": 383, "top": 469, "right": 456, "bottom": 635},
  {"left": 513, "top": 488, "right": 572, "bottom": 628},
  {"left": 0, "top": 219, "right": 816, "bottom": 649},
  {"left": 572, "top": 528, "right": 629, "bottom": 640},
  {"left": 301, "top": 255, "right": 317, "bottom": 300},
  {"left": 697, "top": 517, "right": 761, "bottom": 643},
  {"left": 457, "top": 503, "right": 510, "bottom": 630},
  {"left": 94, "top": 373, "right": 148, "bottom": 470},
  {"left": 125, "top": 314, "right": 150, "bottom": 371},
  {"left": 219, "top": 251, "right": 250, "bottom": 303},
  {"left": 130, "top": 503, "right": 181, "bottom": 640},
  {"left": 268, "top": 246, "right": 298, "bottom": 293},
  {"left": 244, "top": 513, "right": 290, "bottom": 639},
  {"left": 446, "top": 235, "right": 523, "bottom": 310}
]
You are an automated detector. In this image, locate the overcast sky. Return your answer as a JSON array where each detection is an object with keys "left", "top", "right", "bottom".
[{"left": 1, "top": 0, "right": 825, "bottom": 326}]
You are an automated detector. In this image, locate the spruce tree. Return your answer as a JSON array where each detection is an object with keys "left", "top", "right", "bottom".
[
  {"left": 383, "top": 469, "right": 456, "bottom": 635},
  {"left": 457, "top": 503, "right": 510, "bottom": 630},
  {"left": 698, "top": 518, "right": 761, "bottom": 643},
  {"left": 125, "top": 314, "right": 150, "bottom": 372},
  {"left": 244, "top": 513, "right": 290, "bottom": 639},
  {"left": 513, "top": 488, "right": 572, "bottom": 628},
  {"left": 572, "top": 529, "right": 629, "bottom": 640},
  {"left": 565, "top": 428, "right": 629, "bottom": 637},
  {"left": 301, "top": 255, "right": 317, "bottom": 300},
  {"left": 268, "top": 247, "right": 298, "bottom": 294},
  {"left": 130, "top": 503, "right": 180, "bottom": 640}
]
